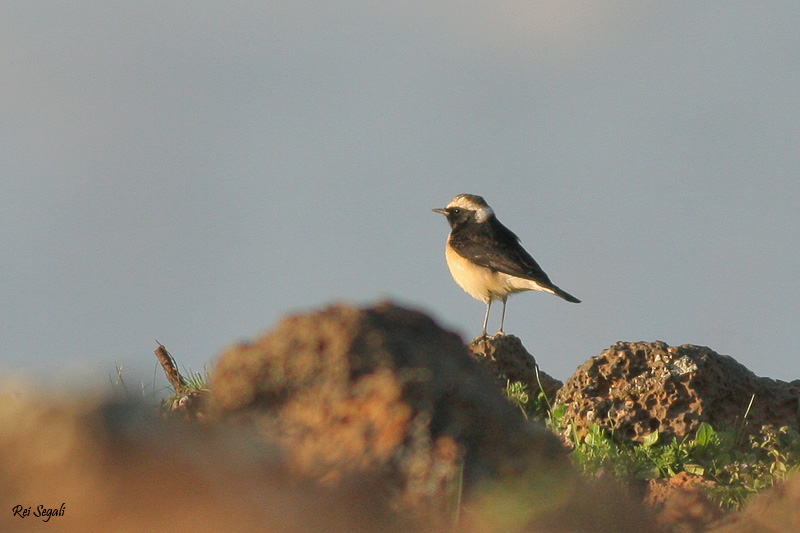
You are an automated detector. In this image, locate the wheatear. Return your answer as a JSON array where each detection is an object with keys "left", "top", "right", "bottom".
[{"left": 433, "top": 194, "right": 580, "bottom": 337}]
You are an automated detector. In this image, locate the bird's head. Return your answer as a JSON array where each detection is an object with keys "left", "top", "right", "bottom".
[{"left": 432, "top": 194, "right": 495, "bottom": 230}]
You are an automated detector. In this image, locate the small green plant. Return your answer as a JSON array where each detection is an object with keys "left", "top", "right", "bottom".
[
  {"left": 709, "top": 425, "right": 800, "bottom": 509},
  {"left": 503, "top": 380, "right": 554, "bottom": 422},
  {"left": 505, "top": 380, "right": 530, "bottom": 416},
  {"left": 555, "top": 414, "right": 800, "bottom": 511},
  {"left": 502, "top": 381, "right": 799, "bottom": 511},
  {"left": 182, "top": 366, "right": 210, "bottom": 391}
]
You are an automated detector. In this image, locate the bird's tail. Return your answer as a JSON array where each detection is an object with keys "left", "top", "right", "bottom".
[{"left": 553, "top": 286, "right": 581, "bottom": 303}]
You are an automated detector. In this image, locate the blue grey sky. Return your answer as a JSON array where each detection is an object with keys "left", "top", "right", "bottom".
[{"left": 3, "top": 3, "right": 798, "bottom": 392}]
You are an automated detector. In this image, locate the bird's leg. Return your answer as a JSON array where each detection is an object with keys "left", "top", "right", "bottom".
[
  {"left": 481, "top": 300, "right": 492, "bottom": 337},
  {"left": 497, "top": 296, "right": 508, "bottom": 335}
]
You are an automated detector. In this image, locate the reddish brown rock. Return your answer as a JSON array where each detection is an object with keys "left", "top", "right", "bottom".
[
  {"left": 210, "top": 302, "right": 570, "bottom": 521},
  {"left": 556, "top": 341, "right": 800, "bottom": 444},
  {"left": 0, "top": 396, "right": 409, "bottom": 533},
  {"left": 647, "top": 472, "right": 725, "bottom": 532},
  {"left": 1, "top": 308, "right": 663, "bottom": 532},
  {"left": 467, "top": 334, "right": 563, "bottom": 402},
  {"left": 0, "top": 386, "right": 654, "bottom": 533}
]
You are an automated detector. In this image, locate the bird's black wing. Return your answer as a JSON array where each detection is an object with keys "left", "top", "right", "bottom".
[
  {"left": 449, "top": 217, "right": 581, "bottom": 303},
  {"left": 449, "top": 218, "right": 555, "bottom": 285}
]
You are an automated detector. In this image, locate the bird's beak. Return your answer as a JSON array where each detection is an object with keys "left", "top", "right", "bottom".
[{"left": 432, "top": 208, "right": 448, "bottom": 215}]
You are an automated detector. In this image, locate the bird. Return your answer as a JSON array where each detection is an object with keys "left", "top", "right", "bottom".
[{"left": 433, "top": 193, "right": 580, "bottom": 337}]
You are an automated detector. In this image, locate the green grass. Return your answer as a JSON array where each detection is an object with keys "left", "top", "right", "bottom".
[
  {"left": 504, "top": 380, "right": 800, "bottom": 510},
  {"left": 181, "top": 366, "right": 210, "bottom": 391}
]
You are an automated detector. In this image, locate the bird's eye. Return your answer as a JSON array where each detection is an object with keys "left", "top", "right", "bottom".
[{"left": 451, "top": 208, "right": 461, "bottom": 215}]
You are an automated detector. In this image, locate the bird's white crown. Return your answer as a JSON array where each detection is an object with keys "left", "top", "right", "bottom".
[{"left": 446, "top": 194, "right": 494, "bottom": 223}]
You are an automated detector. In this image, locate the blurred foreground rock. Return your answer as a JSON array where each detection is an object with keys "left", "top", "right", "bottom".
[
  {"left": 710, "top": 471, "right": 800, "bottom": 532},
  {"left": 0, "top": 395, "right": 403, "bottom": 533},
  {"left": 23, "top": 305, "right": 787, "bottom": 531},
  {"left": 4, "top": 388, "right": 800, "bottom": 532},
  {"left": 210, "top": 303, "right": 568, "bottom": 523},
  {"left": 647, "top": 472, "right": 725, "bottom": 532},
  {"left": 210, "top": 302, "right": 650, "bottom": 531},
  {"left": 556, "top": 341, "right": 800, "bottom": 444}
]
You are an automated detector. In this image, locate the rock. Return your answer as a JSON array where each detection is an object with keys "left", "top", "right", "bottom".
[
  {"left": 210, "top": 302, "right": 570, "bottom": 522},
  {"left": 1, "top": 309, "right": 665, "bottom": 532},
  {"left": 647, "top": 472, "right": 725, "bottom": 532},
  {"left": 0, "top": 386, "right": 653, "bottom": 533},
  {"left": 0, "top": 395, "right": 408, "bottom": 533},
  {"left": 556, "top": 341, "right": 800, "bottom": 444},
  {"left": 467, "top": 334, "right": 563, "bottom": 401}
]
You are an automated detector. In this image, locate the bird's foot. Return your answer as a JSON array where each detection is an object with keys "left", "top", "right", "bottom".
[{"left": 476, "top": 332, "right": 491, "bottom": 347}]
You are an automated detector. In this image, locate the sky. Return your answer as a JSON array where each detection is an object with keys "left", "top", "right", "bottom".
[{"left": 2, "top": 2, "right": 798, "bottom": 395}]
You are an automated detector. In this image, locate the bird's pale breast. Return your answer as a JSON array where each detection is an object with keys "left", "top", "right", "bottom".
[{"left": 445, "top": 242, "right": 557, "bottom": 302}]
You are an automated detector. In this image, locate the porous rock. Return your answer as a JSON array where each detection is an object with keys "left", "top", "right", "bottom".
[
  {"left": 210, "top": 302, "right": 569, "bottom": 519},
  {"left": 556, "top": 341, "right": 800, "bottom": 444},
  {"left": 468, "top": 334, "right": 562, "bottom": 401}
]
